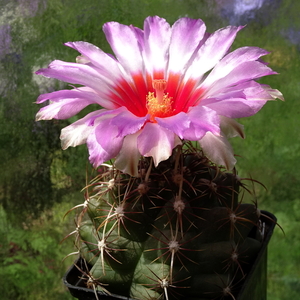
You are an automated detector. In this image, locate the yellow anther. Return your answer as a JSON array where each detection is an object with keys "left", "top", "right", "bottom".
[{"left": 146, "top": 79, "right": 173, "bottom": 121}]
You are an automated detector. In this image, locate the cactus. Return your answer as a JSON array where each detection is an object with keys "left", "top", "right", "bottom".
[
  {"left": 34, "top": 15, "right": 283, "bottom": 300},
  {"left": 67, "top": 142, "right": 264, "bottom": 300}
]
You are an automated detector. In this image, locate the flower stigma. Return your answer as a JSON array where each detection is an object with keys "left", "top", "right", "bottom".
[{"left": 146, "top": 79, "right": 173, "bottom": 122}]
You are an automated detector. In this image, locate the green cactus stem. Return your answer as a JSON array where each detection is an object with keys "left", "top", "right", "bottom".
[{"left": 66, "top": 142, "right": 264, "bottom": 300}]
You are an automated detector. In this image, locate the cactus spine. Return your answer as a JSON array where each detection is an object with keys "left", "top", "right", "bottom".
[{"left": 68, "top": 142, "right": 263, "bottom": 300}]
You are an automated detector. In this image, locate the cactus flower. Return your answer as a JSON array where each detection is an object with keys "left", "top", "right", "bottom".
[{"left": 35, "top": 16, "right": 283, "bottom": 176}]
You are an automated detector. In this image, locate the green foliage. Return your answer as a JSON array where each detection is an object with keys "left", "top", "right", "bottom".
[
  {"left": 0, "top": 197, "right": 80, "bottom": 300},
  {"left": 228, "top": 1, "right": 300, "bottom": 298}
]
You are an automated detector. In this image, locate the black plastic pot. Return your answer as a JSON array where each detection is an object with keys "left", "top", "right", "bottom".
[{"left": 63, "top": 210, "right": 276, "bottom": 300}]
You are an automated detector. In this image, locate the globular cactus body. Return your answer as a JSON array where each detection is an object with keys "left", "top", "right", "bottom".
[{"left": 73, "top": 144, "right": 263, "bottom": 300}]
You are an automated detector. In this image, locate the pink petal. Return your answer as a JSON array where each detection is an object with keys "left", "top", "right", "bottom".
[
  {"left": 60, "top": 111, "right": 103, "bottom": 149},
  {"left": 88, "top": 119, "right": 124, "bottom": 168},
  {"left": 166, "top": 18, "right": 207, "bottom": 104},
  {"left": 168, "top": 18, "right": 206, "bottom": 75},
  {"left": 60, "top": 108, "right": 124, "bottom": 149},
  {"left": 103, "top": 21, "right": 145, "bottom": 76},
  {"left": 36, "top": 61, "right": 129, "bottom": 108},
  {"left": 184, "top": 25, "right": 244, "bottom": 80},
  {"left": 201, "top": 46, "right": 270, "bottom": 89},
  {"left": 85, "top": 108, "right": 129, "bottom": 128},
  {"left": 220, "top": 116, "right": 245, "bottom": 139},
  {"left": 175, "top": 25, "right": 243, "bottom": 111},
  {"left": 87, "top": 134, "right": 112, "bottom": 168},
  {"left": 143, "top": 16, "right": 171, "bottom": 78},
  {"left": 199, "top": 132, "right": 236, "bottom": 170},
  {"left": 36, "top": 98, "right": 93, "bottom": 120},
  {"left": 261, "top": 85, "right": 284, "bottom": 101},
  {"left": 65, "top": 41, "right": 147, "bottom": 114},
  {"left": 65, "top": 41, "right": 126, "bottom": 79},
  {"left": 182, "top": 106, "right": 220, "bottom": 140},
  {"left": 94, "top": 119, "right": 123, "bottom": 154},
  {"left": 36, "top": 87, "right": 104, "bottom": 105},
  {"left": 110, "top": 110, "right": 148, "bottom": 137},
  {"left": 36, "top": 60, "right": 107, "bottom": 88},
  {"left": 205, "top": 61, "right": 277, "bottom": 97},
  {"left": 36, "top": 87, "right": 117, "bottom": 120},
  {"left": 201, "top": 81, "right": 278, "bottom": 118},
  {"left": 115, "top": 132, "right": 141, "bottom": 177},
  {"left": 137, "top": 122, "right": 181, "bottom": 166},
  {"left": 102, "top": 23, "right": 149, "bottom": 112},
  {"left": 156, "top": 112, "right": 190, "bottom": 139},
  {"left": 204, "top": 98, "right": 267, "bottom": 119}
]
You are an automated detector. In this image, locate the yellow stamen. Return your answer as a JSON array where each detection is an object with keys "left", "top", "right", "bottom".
[{"left": 146, "top": 79, "right": 173, "bottom": 121}]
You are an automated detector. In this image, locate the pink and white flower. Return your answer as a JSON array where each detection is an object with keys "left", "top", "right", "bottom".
[{"left": 35, "top": 16, "right": 283, "bottom": 176}]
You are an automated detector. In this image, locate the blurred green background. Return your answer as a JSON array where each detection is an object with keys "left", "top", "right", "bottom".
[{"left": 0, "top": 0, "right": 299, "bottom": 299}]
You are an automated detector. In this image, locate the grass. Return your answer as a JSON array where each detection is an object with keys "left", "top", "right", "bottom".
[{"left": 0, "top": 194, "right": 80, "bottom": 300}]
